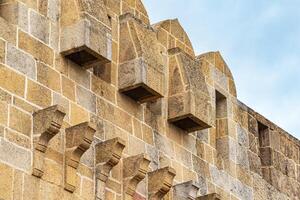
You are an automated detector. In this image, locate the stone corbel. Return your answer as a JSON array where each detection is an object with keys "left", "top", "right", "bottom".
[
  {"left": 64, "top": 122, "right": 96, "bottom": 192},
  {"left": 148, "top": 166, "right": 176, "bottom": 200},
  {"left": 173, "top": 181, "right": 200, "bottom": 200},
  {"left": 95, "top": 137, "right": 126, "bottom": 199},
  {"left": 197, "top": 193, "right": 221, "bottom": 200},
  {"left": 32, "top": 105, "right": 66, "bottom": 177},
  {"left": 123, "top": 154, "right": 151, "bottom": 199}
]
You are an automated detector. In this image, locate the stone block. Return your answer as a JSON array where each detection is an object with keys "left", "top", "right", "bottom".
[
  {"left": 37, "top": 62, "right": 60, "bottom": 92},
  {"left": 29, "top": 10, "right": 49, "bottom": 43},
  {"left": 95, "top": 137, "right": 125, "bottom": 199},
  {"left": 0, "top": 1, "right": 28, "bottom": 31},
  {"left": 0, "top": 64, "right": 26, "bottom": 96},
  {"left": 6, "top": 43, "right": 36, "bottom": 79},
  {"left": 9, "top": 106, "right": 31, "bottom": 136},
  {"left": 26, "top": 80, "right": 51, "bottom": 107},
  {"left": 197, "top": 193, "right": 221, "bottom": 200},
  {"left": 168, "top": 48, "right": 212, "bottom": 132},
  {"left": 148, "top": 166, "right": 176, "bottom": 200},
  {"left": 0, "top": 138, "right": 31, "bottom": 171},
  {"left": 0, "top": 101, "right": 8, "bottom": 125},
  {"left": 123, "top": 154, "right": 151, "bottom": 198},
  {"left": 64, "top": 122, "right": 96, "bottom": 192},
  {"left": 18, "top": 30, "right": 54, "bottom": 66},
  {"left": 62, "top": 76, "right": 75, "bottom": 101},
  {"left": 76, "top": 85, "right": 96, "bottom": 113},
  {"left": 173, "top": 180, "right": 200, "bottom": 200},
  {"left": 118, "top": 13, "right": 165, "bottom": 103},
  {"left": 0, "top": 17, "right": 17, "bottom": 45},
  {"left": 32, "top": 105, "right": 65, "bottom": 177},
  {"left": 0, "top": 38, "right": 5, "bottom": 64},
  {"left": 60, "top": 19, "right": 111, "bottom": 68},
  {"left": 0, "top": 162, "right": 13, "bottom": 200}
]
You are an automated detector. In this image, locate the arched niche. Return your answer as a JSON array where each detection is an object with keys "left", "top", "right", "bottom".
[{"left": 60, "top": 0, "right": 112, "bottom": 69}]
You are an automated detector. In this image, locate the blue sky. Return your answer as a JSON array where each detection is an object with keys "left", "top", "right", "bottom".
[{"left": 143, "top": 0, "right": 300, "bottom": 139}]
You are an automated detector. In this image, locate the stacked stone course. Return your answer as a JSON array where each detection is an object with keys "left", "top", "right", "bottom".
[{"left": 0, "top": 0, "right": 299, "bottom": 199}]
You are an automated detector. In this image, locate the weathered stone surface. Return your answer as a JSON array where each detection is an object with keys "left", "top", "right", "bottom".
[
  {"left": 18, "top": 30, "right": 54, "bottom": 66},
  {"left": 0, "top": 1, "right": 29, "bottom": 31},
  {"left": 32, "top": 105, "right": 65, "bottom": 177},
  {"left": 60, "top": 0, "right": 112, "bottom": 68},
  {"left": 26, "top": 80, "right": 51, "bottom": 107},
  {"left": 167, "top": 48, "right": 212, "bottom": 132},
  {"left": 173, "top": 180, "right": 199, "bottom": 200},
  {"left": 148, "top": 166, "right": 176, "bottom": 200},
  {"left": 118, "top": 13, "right": 165, "bottom": 103},
  {"left": 0, "top": 138, "right": 31, "bottom": 171},
  {"left": 0, "top": 64, "right": 26, "bottom": 96},
  {"left": 6, "top": 43, "right": 36, "bottom": 79},
  {"left": 64, "top": 122, "right": 96, "bottom": 192},
  {"left": 0, "top": 0, "right": 298, "bottom": 199},
  {"left": 9, "top": 106, "right": 32, "bottom": 136},
  {"left": 123, "top": 154, "right": 151, "bottom": 197},
  {"left": 30, "top": 10, "right": 49, "bottom": 43}
]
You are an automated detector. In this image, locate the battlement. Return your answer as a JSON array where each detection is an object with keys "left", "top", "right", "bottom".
[{"left": 0, "top": 0, "right": 298, "bottom": 199}]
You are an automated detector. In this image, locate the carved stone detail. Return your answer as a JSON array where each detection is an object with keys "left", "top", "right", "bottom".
[
  {"left": 95, "top": 137, "right": 126, "bottom": 199},
  {"left": 148, "top": 166, "right": 176, "bottom": 200},
  {"left": 60, "top": 0, "right": 112, "bottom": 68},
  {"left": 64, "top": 122, "right": 96, "bottom": 192},
  {"left": 32, "top": 105, "right": 66, "bottom": 177},
  {"left": 118, "top": 13, "right": 165, "bottom": 103},
  {"left": 173, "top": 181, "right": 200, "bottom": 200},
  {"left": 123, "top": 154, "right": 151, "bottom": 199},
  {"left": 167, "top": 48, "right": 212, "bottom": 132},
  {"left": 197, "top": 193, "right": 221, "bottom": 200}
]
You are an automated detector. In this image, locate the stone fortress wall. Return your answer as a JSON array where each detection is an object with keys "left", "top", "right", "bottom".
[{"left": 0, "top": 0, "right": 299, "bottom": 199}]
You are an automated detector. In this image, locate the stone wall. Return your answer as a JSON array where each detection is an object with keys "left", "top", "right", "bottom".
[{"left": 0, "top": 0, "right": 299, "bottom": 200}]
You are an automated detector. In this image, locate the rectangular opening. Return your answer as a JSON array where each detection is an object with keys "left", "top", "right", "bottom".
[
  {"left": 215, "top": 90, "right": 228, "bottom": 139},
  {"left": 216, "top": 91, "right": 227, "bottom": 119},
  {"left": 258, "top": 121, "right": 270, "bottom": 147}
]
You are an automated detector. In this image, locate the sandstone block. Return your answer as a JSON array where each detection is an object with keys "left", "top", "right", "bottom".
[
  {"left": 0, "top": 162, "right": 13, "bottom": 200},
  {"left": 168, "top": 48, "right": 212, "bottom": 132},
  {"left": 6, "top": 43, "right": 36, "bottom": 79},
  {"left": 0, "top": 138, "right": 31, "bottom": 171},
  {"left": 0, "top": 17, "right": 17, "bottom": 44},
  {"left": 118, "top": 13, "right": 165, "bottom": 103},
  {"left": 148, "top": 166, "right": 176, "bottom": 200},
  {"left": 0, "top": 39, "right": 5, "bottom": 63},
  {"left": 26, "top": 80, "right": 51, "bottom": 107},
  {"left": 62, "top": 76, "right": 75, "bottom": 101},
  {"left": 0, "top": 1, "right": 29, "bottom": 31},
  {"left": 60, "top": 19, "right": 111, "bottom": 68},
  {"left": 18, "top": 30, "right": 54, "bottom": 66},
  {"left": 173, "top": 180, "right": 200, "bottom": 200},
  {"left": 37, "top": 62, "right": 60, "bottom": 92},
  {"left": 29, "top": 10, "right": 49, "bottom": 43},
  {"left": 9, "top": 106, "right": 31, "bottom": 136},
  {"left": 32, "top": 105, "right": 65, "bottom": 177},
  {"left": 76, "top": 85, "right": 96, "bottom": 113},
  {"left": 0, "top": 64, "right": 25, "bottom": 96},
  {"left": 64, "top": 122, "right": 96, "bottom": 192}
]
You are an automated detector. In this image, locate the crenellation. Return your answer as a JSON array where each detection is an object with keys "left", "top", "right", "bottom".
[{"left": 0, "top": 0, "right": 298, "bottom": 199}]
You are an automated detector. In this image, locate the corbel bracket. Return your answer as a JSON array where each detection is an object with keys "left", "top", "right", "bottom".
[
  {"left": 173, "top": 180, "right": 200, "bottom": 200},
  {"left": 32, "top": 105, "right": 66, "bottom": 177},
  {"left": 95, "top": 137, "right": 126, "bottom": 199},
  {"left": 197, "top": 193, "right": 221, "bottom": 200},
  {"left": 148, "top": 166, "right": 176, "bottom": 200},
  {"left": 123, "top": 154, "right": 151, "bottom": 199},
  {"left": 64, "top": 122, "right": 96, "bottom": 192}
]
